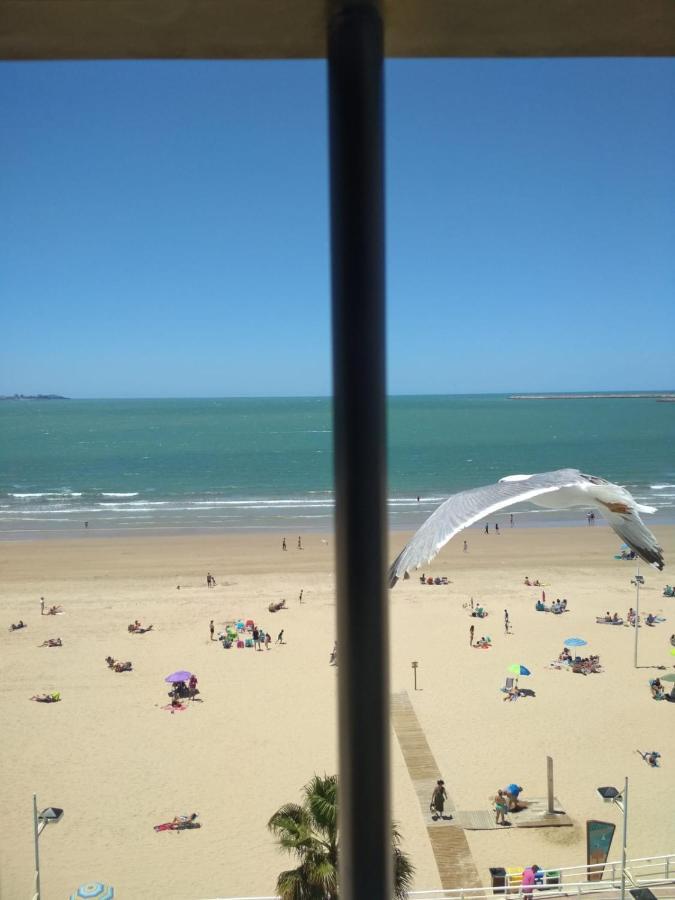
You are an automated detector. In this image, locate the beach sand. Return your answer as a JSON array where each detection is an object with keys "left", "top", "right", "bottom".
[{"left": 1, "top": 525, "right": 674, "bottom": 899}]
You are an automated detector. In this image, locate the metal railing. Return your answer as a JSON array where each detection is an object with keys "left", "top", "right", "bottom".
[{"left": 200, "top": 853, "right": 675, "bottom": 900}]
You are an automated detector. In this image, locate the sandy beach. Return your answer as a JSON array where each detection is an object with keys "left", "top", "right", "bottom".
[{"left": 1, "top": 524, "right": 674, "bottom": 899}]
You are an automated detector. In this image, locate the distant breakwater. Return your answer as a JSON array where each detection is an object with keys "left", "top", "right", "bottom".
[{"left": 509, "top": 393, "right": 675, "bottom": 400}]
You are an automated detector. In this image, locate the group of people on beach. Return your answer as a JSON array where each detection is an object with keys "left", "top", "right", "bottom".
[
  {"left": 40, "top": 597, "right": 63, "bottom": 615},
  {"left": 281, "top": 536, "right": 303, "bottom": 551},
  {"left": 535, "top": 598, "right": 568, "bottom": 613},
  {"left": 556, "top": 648, "right": 602, "bottom": 675}
]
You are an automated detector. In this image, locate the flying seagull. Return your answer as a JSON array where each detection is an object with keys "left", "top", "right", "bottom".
[{"left": 389, "top": 468, "right": 664, "bottom": 587}]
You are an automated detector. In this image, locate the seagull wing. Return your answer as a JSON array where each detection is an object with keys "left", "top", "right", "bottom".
[
  {"left": 388, "top": 469, "right": 584, "bottom": 587},
  {"left": 592, "top": 495, "right": 664, "bottom": 571}
]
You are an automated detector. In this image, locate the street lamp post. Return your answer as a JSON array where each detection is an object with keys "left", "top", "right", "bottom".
[
  {"left": 32, "top": 795, "right": 64, "bottom": 900},
  {"left": 596, "top": 779, "right": 628, "bottom": 900}
]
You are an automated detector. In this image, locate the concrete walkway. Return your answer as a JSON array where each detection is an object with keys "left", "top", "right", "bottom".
[{"left": 391, "top": 691, "right": 481, "bottom": 889}]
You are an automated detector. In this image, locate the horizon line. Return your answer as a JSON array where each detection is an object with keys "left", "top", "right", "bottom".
[{"left": 3, "top": 388, "right": 674, "bottom": 401}]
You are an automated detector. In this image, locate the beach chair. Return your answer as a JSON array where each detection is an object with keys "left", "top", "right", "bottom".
[
  {"left": 501, "top": 677, "right": 515, "bottom": 693},
  {"left": 245, "top": 638, "right": 253, "bottom": 648},
  {"left": 236, "top": 639, "right": 244, "bottom": 649}
]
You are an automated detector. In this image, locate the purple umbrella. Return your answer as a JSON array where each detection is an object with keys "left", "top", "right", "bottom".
[{"left": 165, "top": 670, "right": 191, "bottom": 683}]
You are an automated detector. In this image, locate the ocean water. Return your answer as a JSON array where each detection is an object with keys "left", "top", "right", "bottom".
[{"left": 0, "top": 395, "right": 673, "bottom": 537}]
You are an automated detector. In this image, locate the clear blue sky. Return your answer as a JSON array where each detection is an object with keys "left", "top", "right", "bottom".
[{"left": 1, "top": 59, "right": 673, "bottom": 397}]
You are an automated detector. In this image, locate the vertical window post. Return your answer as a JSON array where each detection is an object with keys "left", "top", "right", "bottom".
[{"left": 328, "top": 2, "right": 391, "bottom": 898}]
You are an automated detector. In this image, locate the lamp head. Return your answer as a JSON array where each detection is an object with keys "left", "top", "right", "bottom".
[{"left": 39, "top": 807, "right": 64, "bottom": 825}]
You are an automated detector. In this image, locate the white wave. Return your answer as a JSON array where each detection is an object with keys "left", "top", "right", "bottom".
[
  {"left": 101, "top": 492, "right": 139, "bottom": 498},
  {"left": 650, "top": 484, "right": 675, "bottom": 490}
]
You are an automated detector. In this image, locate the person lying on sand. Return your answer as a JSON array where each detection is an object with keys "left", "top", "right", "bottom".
[
  {"left": 30, "top": 692, "right": 60, "bottom": 703},
  {"left": 9, "top": 620, "right": 26, "bottom": 631},
  {"left": 154, "top": 813, "right": 200, "bottom": 831},
  {"left": 637, "top": 750, "right": 661, "bottom": 767},
  {"left": 128, "top": 622, "right": 153, "bottom": 633},
  {"left": 47, "top": 605, "right": 62, "bottom": 615},
  {"left": 39, "top": 638, "right": 62, "bottom": 647},
  {"left": 503, "top": 684, "right": 520, "bottom": 702},
  {"left": 572, "top": 656, "right": 602, "bottom": 675},
  {"left": 106, "top": 656, "right": 132, "bottom": 672}
]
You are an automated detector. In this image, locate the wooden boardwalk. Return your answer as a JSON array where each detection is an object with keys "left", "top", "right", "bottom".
[
  {"left": 391, "top": 691, "right": 481, "bottom": 889},
  {"left": 452, "top": 796, "right": 572, "bottom": 830}
]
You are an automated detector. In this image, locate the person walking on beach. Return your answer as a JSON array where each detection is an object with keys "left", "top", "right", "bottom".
[
  {"left": 510, "top": 513, "right": 514, "bottom": 527},
  {"left": 253, "top": 626, "right": 260, "bottom": 650},
  {"left": 297, "top": 535, "right": 303, "bottom": 550},
  {"left": 494, "top": 789, "right": 508, "bottom": 825},
  {"left": 495, "top": 522, "right": 500, "bottom": 534},
  {"left": 484, "top": 523, "right": 489, "bottom": 534},
  {"left": 276, "top": 629, "right": 284, "bottom": 644},
  {"left": 282, "top": 537, "right": 287, "bottom": 551},
  {"left": 463, "top": 540, "right": 468, "bottom": 553},
  {"left": 298, "top": 589, "right": 304, "bottom": 604},
  {"left": 40, "top": 597, "right": 45, "bottom": 616},
  {"left": 504, "top": 609, "right": 510, "bottom": 633},
  {"left": 469, "top": 624, "right": 474, "bottom": 646},
  {"left": 265, "top": 632, "right": 271, "bottom": 650},
  {"left": 209, "top": 619, "right": 214, "bottom": 641},
  {"left": 430, "top": 780, "right": 447, "bottom": 820}
]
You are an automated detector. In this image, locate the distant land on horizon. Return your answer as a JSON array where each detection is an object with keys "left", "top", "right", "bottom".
[{"left": 0, "top": 394, "right": 69, "bottom": 401}]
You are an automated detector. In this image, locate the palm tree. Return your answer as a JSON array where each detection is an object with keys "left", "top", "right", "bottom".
[{"left": 268, "top": 773, "right": 414, "bottom": 899}]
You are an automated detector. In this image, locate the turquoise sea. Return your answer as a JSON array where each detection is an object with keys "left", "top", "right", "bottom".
[{"left": 0, "top": 395, "right": 673, "bottom": 537}]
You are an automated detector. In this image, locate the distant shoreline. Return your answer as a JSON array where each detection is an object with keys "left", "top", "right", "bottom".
[
  {"left": 0, "top": 393, "right": 69, "bottom": 401},
  {"left": 509, "top": 393, "right": 675, "bottom": 400}
]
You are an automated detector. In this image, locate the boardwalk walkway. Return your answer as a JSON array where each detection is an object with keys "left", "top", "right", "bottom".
[{"left": 391, "top": 691, "right": 481, "bottom": 889}]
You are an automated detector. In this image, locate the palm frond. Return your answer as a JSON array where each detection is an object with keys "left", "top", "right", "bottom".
[
  {"left": 276, "top": 864, "right": 326, "bottom": 900},
  {"left": 305, "top": 774, "right": 338, "bottom": 836}
]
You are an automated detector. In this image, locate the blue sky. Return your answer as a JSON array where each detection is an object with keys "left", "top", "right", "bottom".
[{"left": 1, "top": 59, "right": 673, "bottom": 397}]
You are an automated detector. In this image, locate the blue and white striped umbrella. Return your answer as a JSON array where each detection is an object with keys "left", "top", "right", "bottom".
[{"left": 564, "top": 637, "right": 588, "bottom": 648}]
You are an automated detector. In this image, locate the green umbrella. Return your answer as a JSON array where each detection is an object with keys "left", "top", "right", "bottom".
[
  {"left": 661, "top": 672, "right": 675, "bottom": 683},
  {"left": 508, "top": 664, "right": 531, "bottom": 676}
]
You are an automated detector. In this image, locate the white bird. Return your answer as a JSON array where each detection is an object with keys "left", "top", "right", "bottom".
[{"left": 389, "top": 468, "right": 664, "bottom": 587}]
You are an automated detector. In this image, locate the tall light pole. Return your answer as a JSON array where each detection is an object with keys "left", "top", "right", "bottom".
[
  {"left": 620, "top": 778, "right": 629, "bottom": 900},
  {"left": 596, "top": 780, "right": 628, "bottom": 900},
  {"left": 32, "top": 795, "right": 63, "bottom": 900}
]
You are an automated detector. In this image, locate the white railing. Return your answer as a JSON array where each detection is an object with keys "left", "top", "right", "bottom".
[{"left": 200, "top": 853, "right": 675, "bottom": 900}]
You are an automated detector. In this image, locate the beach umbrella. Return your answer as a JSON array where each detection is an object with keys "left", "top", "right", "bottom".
[
  {"left": 506, "top": 783, "right": 522, "bottom": 796},
  {"left": 165, "top": 670, "right": 191, "bottom": 683},
  {"left": 661, "top": 673, "right": 675, "bottom": 683},
  {"left": 564, "top": 638, "right": 587, "bottom": 648},
  {"left": 508, "top": 664, "right": 531, "bottom": 676},
  {"left": 70, "top": 884, "right": 114, "bottom": 899}
]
